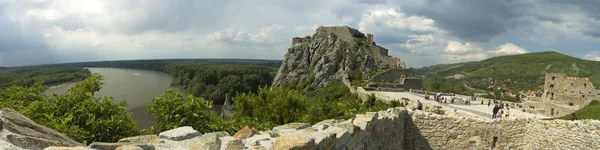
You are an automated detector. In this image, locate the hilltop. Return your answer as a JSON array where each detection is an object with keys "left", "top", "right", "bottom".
[
  {"left": 417, "top": 51, "right": 600, "bottom": 93},
  {"left": 273, "top": 26, "right": 404, "bottom": 91}
]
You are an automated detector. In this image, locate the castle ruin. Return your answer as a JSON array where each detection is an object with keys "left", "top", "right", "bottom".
[
  {"left": 291, "top": 26, "right": 403, "bottom": 69},
  {"left": 522, "top": 73, "right": 599, "bottom": 117},
  {"left": 542, "top": 73, "right": 598, "bottom": 108}
]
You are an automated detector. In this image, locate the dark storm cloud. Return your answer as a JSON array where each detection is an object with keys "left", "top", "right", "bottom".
[
  {"left": 95, "top": 0, "right": 231, "bottom": 34},
  {"left": 395, "top": 0, "right": 523, "bottom": 42},
  {"left": 0, "top": 15, "right": 48, "bottom": 53},
  {"left": 390, "top": 0, "right": 600, "bottom": 42}
]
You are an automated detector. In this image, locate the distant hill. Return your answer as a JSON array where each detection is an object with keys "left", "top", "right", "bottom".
[{"left": 416, "top": 51, "right": 600, "bottom": 92}]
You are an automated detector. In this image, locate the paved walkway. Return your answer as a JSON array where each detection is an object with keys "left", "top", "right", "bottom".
[{"left": 363, "top": 91, "right": 550, "bottom": 119}]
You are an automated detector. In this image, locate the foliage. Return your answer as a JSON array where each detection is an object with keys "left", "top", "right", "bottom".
[
  {"left": 554, "top": 100, "right": 600, "bottom": 120},
  {"left": 0, "top": 66, "right": 90, "bottom": 88},
  {"left": 0, "top": 73, "right": 139, "bottom": 143},
  {"left": 147, "top": 90, "right": 222, "bottom": 134},
  {"left": 416, "top": 51, "right": 600, "bottom": 92},
  {"left": 149, "top": 80, "right": 404, "bottom": 135},
  {"left": 367, "top": 93, "right": 376, "bottom": 107},
  {"left": 233, "top": 86, "right": 307, "bottom": 126}
]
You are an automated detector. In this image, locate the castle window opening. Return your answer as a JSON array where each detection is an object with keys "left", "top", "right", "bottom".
[
  {"left": 550, "top": 84, "right": 554, "bottom": 88},
  {"left": 582, "top": 95, "right": 585, "bottom": 98},
  {"left": 571, "top": 83, "right": 574, "bottom": 86},
  {"left": 584, "top": 83, "right": 587, "bottom": 88},
  {"left": 551, "top": 92, "right": 554, "bottom": 97},
  {"left": 552, "top": 76, "right": 556, "bottom": 80}
]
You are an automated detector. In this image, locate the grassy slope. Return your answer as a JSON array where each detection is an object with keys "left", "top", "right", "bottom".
[
  {"left": 416, "top": 51, "right": 600, "bottom": 92},
  {"left": 554, "top": 100, "right": 600, "bottom": 120}
]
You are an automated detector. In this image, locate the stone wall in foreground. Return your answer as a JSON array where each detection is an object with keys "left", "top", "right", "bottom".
[{"left": 43, "top": 106, "right": 600, "bottom": 150}]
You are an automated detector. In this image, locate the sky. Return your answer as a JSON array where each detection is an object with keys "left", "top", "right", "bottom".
[{"left": 1, "top": 0, "right": 600, "bottom": 67}]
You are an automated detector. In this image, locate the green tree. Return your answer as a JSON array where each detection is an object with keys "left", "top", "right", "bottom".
[
  {"left": 0, "top": 73, "right": 139, "bottom": 143},
  {"left": 232, "top": 86, "right": 307, "bottom": 125},
  {"left": 147, "top": 90, "right": 220, "bottom": 133}
]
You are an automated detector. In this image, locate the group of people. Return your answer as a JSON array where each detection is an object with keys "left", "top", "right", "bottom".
[
  {"left": 491, "top": 103, "right": 510, "bottom": 119},
  {"left": 425, "top": 93, "right": 472, "bottom": 105}
]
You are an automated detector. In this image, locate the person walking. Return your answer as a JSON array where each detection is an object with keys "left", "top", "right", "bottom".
[
  {"left": 505, "top": 108, "right": 510, "bottom": 117},
  {"left": 492, "top": 105, "right": 499, "bottom": 118},
  {"left": 488, "top": 99, "right": 491, "bottom": 107},
  {"left": 417, "top": 100, "right": 423, "bottom": 110},
  {"left": 571, "top": 113, "right": 578, "bottom": 121}
]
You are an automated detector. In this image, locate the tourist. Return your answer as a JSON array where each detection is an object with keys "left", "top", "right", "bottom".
[
  {"left": 505, "top": 108, "right": 510, "bottom": 117},
  {"left": 451, "top": 97, "right": 455, "bottom": 104},
  {"left": 499, "top": 108, "right": 504, "bottom": 118},
  {"left": 571, "top": 113, "right": 578, "bottom": 121},
  {"left": 488, "top": 99, "right": 491, "bottom": 107},
  {"left": 492, "top": 105, "right": 499, "bottom": 118},
  {"left": 417, "top": 100, "right": 423, "bottom": 110}
]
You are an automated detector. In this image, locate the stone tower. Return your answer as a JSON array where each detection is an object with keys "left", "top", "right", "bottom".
[
  {"left": 367, "top": 34, "right": 373, "bottom": 45},
  {"left": 542, "top": 73, "right": 598, "bottom": 108}
]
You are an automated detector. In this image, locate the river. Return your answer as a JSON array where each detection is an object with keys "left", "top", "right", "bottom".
[{"left": 45, "top": 67, "right": 223, "bottom": 129}]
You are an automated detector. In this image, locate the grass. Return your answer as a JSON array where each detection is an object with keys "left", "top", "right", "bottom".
[{"left": 553, "top": 100, "right": 600, "bottom": 120}]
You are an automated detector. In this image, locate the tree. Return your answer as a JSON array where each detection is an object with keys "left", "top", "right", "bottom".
[
  {"left": 1, "top": 73, "right": 139, "bottom": 143},
  {"left": 147, "top": 90, "right": 220, "bottom": 133}
]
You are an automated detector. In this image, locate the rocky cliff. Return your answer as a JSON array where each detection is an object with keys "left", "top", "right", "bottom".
[{"left": 272, "top": 26, "right": 404, "bottom": 90}]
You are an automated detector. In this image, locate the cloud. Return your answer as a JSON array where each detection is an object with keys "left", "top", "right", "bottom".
[
  {"left": 0, "top": 0, "right": 598, "bottom": 67},
  {"left": 443, "top": 41, "right": 482, "bottom": 54},
  {"left": 488, "top": 43, "right": 528, "bottom": 55},
  {"left": 584, "top": 51, "right": 600, "bottom": 61}
]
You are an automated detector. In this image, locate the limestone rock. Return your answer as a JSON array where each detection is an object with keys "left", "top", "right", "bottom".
[
  {"left": 272, "top": 26, "right": 403, "bottom": 91},
  {"left": 0, "top": 108, "right": 84, "bottom": 149},
  {"left": 233, "top": 125, "right": 260, "bottom": 139},
  {"left": 271, "top": 132, "right": 316, "bottom": 150},
  {"left": 183, "top": 132, "right": 221, "bottom": 150},
  {"left": 158, "top": 126, "right": 202, "bottom": 141},
  {"left": 226, "top": 139, "right": 247, "bottom": 150},
  {"left": 272, "top": 123, "right": 311, "bottom": 131},
  {"left": 115, "top": 145, "right": 143, "bottom": 150},
  {"left": 89, "top": 142, "right": 129, "bottom": 150},
  {"left": 118, "top": 135, "right": 158, "bottom": 143},
  {"left": 44, "top": 146, "right": 88, "bottom": 150}
]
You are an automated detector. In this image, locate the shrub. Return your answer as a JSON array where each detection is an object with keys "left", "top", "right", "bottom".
[
  {"left": 147, "top": 90, "right": 221, "bottom": 134},
  {"left": 1, "top": 73, "right": 139, "bottom": 143}
]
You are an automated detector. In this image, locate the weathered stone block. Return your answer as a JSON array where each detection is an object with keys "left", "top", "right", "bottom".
[
  {"left": 271, "top": 132, "right": 316, "bottom": 150},
  {"left": 183, "top": 132, "right": 221, "bottom": 150},
  {"left": 226, "top": 139, "right": 247, "bottom": 150},
  {"left": 233, "top": 125, "right": 261, "bottom": 139},
  {"left": 118, "top": 135, "right": 158, "bottom": 143},
  {"left": 158, "top": 126, "right": 202, "bottom": 141},
  {"left": 44, "top": 146, "right": 89, "bottom": 150},
  {"left": 273, "top": 123, "right": 311, "bottom": 131}
]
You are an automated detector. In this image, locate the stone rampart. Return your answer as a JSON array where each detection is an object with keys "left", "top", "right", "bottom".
[
  {"left": 46, "top": 106, "right": 600, "bottom": 150},
  {"left": 521, "top": 101, "right": 578, "bottom": 117}
]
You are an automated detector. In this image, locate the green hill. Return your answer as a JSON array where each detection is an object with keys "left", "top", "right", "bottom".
[{"left": 418, "top": 51, "right": 600, "bottom": 93}]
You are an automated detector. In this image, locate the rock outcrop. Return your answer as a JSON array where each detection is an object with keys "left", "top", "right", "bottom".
[
  {"left": 272, "top": 26, "right": 404, "bottom": 90},
  {"left": 0, "top": 108, "right": 84, "bottom": 150}
]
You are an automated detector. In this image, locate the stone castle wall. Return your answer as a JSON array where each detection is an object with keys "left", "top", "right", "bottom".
[
  {"left": 292, "top": 37, "right": 311, "bottom": 45},
  {"left": 40, "top": 106, "right": 600, "bottom": 150},
  {"left": 521, "top": 101, "right": 578, "bottom": 117},
  {"left": 542, "top": 73, "right": 598, "bottom": 108}
]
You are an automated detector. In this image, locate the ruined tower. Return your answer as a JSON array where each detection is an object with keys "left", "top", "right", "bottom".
[
  {"left": 367, "top": 34, "right": 373, "bottom": 45},
  {"left": 542, "top": 73, "right": 598, "bottom": 108}
]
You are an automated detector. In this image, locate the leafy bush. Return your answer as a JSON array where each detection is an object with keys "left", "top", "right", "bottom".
[
  {"left": 233, "top": 86, "right": 307, "bottom": 126},
  {"left": 0, "top": 73, "right": 139, "bottom": 143},
  {"left": 147, "top": 90, "right": 222, "bottom": 134}
]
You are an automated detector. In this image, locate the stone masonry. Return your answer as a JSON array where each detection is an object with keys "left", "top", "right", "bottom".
[
  {"left": 542, "top": 73, "right": 598, "bottom": 108},
  {"left": 42, "top": 105, "right": 600, "bottom": 150}
]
